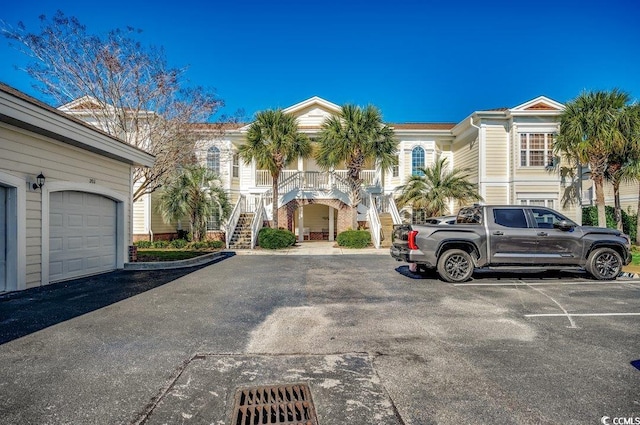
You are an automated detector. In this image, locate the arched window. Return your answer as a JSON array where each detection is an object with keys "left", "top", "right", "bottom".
[
  {"left": 412, "top": 147, "right": 425, "bottom": 176},
  {"left": 207, "top": 147, "right": 220, "bottom": 175}
]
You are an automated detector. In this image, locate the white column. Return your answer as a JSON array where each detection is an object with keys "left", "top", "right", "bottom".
[
  {"left": 329, "top": 206, "right": 335, "bottom": 241},
  {"left": 298, "top": 206, "right": 304, "bottom": 242}
]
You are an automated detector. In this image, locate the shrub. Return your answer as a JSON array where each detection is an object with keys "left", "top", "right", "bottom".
[
  {"left": 134, "top": 240, "right": 152, "bottom": 248},
  {"left": 169, "top": 239, "right": 188, "bottom": 249},
  {"left": 152, "top": 240, "right": 169, "bottom": 248},
  {"left": 336, "top": 230, "right": 371, "bottom": 248},
  {"left": 176, "top": 229, "right": 192, "bottom": 242},
  {"left": 190, "top": 240, "right": 225, "bottom": 250},
  {"left": 206, "top": 240, "right": 224, "bottom": 249},
  {"left": 582, "top": 206, "right": 637, "bottom": 242},
  {"left": 258, "top": 227, "right": 296, "bottom": 249},
  {"left": 189, "top": 241, "right": 207, "bottom": 250}
]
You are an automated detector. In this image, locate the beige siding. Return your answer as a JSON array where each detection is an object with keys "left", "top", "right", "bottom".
[
  {"left": 452, "top": 139, "right": 479, "bottom": 182},
  {"left": 484, "top": 186, "right": 508, "bottom": 204},
  {"left": 132, "top": 192, "right": 147, "bottom": 234},
  {"left": 1, "top": 123, "right": 132, "bottom": 289},
  {"left": 583, "top": 179, "right": 640, "bottom": 215},
  {"left": 484, "top": 125, "right": 508, "bottom": 178}
]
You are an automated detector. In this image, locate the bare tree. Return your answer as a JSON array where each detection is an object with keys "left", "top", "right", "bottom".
[{"left": 2, "top": 11, "right": 224, "bottom": 201}]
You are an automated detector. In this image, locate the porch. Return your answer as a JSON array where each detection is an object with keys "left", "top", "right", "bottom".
[{"left": 254, "top": 169, "right": 380, "bottom": 189}]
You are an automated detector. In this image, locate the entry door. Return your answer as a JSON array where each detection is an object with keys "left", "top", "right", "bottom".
[{"left": 0, "top": 186, "right": 6, "bottom": 292}]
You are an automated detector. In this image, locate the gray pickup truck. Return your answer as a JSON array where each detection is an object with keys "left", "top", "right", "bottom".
[{"left": 390, "top": 205, "right": 631, "bottom": 282}]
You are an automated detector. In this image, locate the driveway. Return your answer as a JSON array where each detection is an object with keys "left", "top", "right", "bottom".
[{"left": 0, "top": 251, "right": 639, "bottom": 424}]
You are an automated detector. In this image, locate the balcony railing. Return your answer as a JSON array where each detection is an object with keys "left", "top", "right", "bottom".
[{"left": 255, "top": 169, "right": 378, "bottom": 187}]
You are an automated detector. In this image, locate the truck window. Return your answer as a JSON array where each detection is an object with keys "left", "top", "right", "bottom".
[
  {"left": 457, "top": 206, "right": 483, "bottom": 224},
  {"left": 531, "top": 208, "right": 572, "bottom": 228},
  {"left": 493, "top": 209, "right": 528, "bottom": 228}
]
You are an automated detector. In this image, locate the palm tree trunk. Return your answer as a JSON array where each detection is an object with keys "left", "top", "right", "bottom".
[
  {"left": 613, "top": 180, "right": 623, "bottom": 231},
  {"left": 594, "top": 176, "right": 607, "bottom": 228},
  {"left": 636, "top": 183, "right": 640, "bottom": 245},
  {"left": 272, "top": 176, "right": 279, "bottom": 228}
]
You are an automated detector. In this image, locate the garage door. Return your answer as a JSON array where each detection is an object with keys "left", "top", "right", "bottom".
[
  {"left": 49, "top": 191, "right": 117, "bottom": 282},
  {"left": 0, "top": 186, "right": 6, "bottom": 292}
]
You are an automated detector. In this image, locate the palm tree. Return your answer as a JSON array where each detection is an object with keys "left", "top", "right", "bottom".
[
  {"left": 157, "top": 165, "right": 230, "bottom": 241},
  {"left": 554, "top": 89, "right": 631, "bottom": 228},
  {"left": 238, "top": 109, "right": 311, "bottom": 228},
  {"left": 395, "top": 158, "right": 483, "bottom": 218},
  {"left": 610, "top": 103, "right": 640, "bottom": 231},
  {"left": 316, "top": 104, "right": 396, "bottom": 228}
]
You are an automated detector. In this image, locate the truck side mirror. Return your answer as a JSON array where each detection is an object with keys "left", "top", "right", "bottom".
[{"left": 553, "top": 220, "right": 575, "bottom": 231}]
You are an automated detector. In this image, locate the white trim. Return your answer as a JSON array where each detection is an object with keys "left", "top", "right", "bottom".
[
  {"left": 0, "top": 171, "right": 26, "bottom": 291},
  {"left": 41, "top": 181, "right": 129, "bottom": 286}
]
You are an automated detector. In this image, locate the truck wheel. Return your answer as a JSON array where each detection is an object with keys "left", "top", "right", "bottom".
[
  {"left": 437, "top": 249, "right": 474, "bottom": 283},
  {"left": 585, "top": 247, "right": 623, "bottom": 280}
]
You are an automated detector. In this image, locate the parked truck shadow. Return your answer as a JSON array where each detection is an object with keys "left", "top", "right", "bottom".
[
  {"left": 0, "top": 252, "right": 235, "bottom": 345},
  {"left": 395, "top": 265, "right": 592, "bottom": 281}
]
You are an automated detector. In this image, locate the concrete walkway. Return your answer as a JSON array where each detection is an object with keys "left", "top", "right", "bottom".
[{"left": 234, "top": 240, "right": 389, "bottom": 256}]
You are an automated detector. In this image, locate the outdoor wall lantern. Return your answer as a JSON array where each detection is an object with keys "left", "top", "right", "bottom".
[{"left": 32, "top": 172, "right": 45, "bottom": 191}]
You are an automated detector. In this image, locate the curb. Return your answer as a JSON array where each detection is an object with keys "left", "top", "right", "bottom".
[{"left": 124, "top": 251, "right": 228, "bottom": 270}]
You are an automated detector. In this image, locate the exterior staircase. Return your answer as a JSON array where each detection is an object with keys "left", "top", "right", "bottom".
[
  {"left": 378, "top": 213, "right": 394, "bottom": 248},
  {"left": 228, "top": 213, "right": 254, "bottom": 249}
]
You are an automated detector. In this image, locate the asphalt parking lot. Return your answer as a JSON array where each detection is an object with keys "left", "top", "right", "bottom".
[{"left": 0, "top": 252, "right": 639, "bottom": 424}]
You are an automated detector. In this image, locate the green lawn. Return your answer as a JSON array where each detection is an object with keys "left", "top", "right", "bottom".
[
  {"left": 136, "top": 249, "right": 213, "bottom": 262},
  {"left": 632, "top": 251, "right": 640, "bottom": 266}
]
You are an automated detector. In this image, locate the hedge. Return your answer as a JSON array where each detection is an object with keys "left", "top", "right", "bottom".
[
  {"left": 582, "top": 206, "right": 637, "bottom": 242},
  {"left": 258, "top": 227, "right": 296, "bottom": 249},
  {"left": 134, "top": 239, "right": 225, "bottom": 250},
  {"left": 336, "top": 230, "right": 371, "bottom": 248}
]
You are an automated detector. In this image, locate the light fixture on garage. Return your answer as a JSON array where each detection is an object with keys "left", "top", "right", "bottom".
[{"left": 32, "top": 173, "right": 45, "bottom": 191}]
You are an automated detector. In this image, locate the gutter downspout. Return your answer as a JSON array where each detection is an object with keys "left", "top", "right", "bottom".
[{"left": 469, "top": 117, "right": 484, "bottom": 203}]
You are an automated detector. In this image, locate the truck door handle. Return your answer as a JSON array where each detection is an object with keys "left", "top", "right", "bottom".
[
  {"left": 537, "top": 232, "right": 548, "bottom": 236},
  {"left": 493, "top": 231, "right": 504, "bottom": 236}
]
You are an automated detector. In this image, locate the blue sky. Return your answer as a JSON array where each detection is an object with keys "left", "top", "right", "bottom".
[{"left": 1, "top": 0, "right": 639, "bottom": 123}]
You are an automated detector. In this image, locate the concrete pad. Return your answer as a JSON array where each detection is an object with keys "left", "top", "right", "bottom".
[{"left": 141, "top": 354, "right": 400, "bottom": 425}]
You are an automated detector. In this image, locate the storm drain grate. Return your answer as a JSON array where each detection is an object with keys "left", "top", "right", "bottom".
[{"left": 231, "top": 383, "right": 318, "bottom": 425}]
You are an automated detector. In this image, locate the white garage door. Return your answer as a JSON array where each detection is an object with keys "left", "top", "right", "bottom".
[
  {"left": 0, "top": 186, "right": 6, "bottom": 292},
  {"left": 49, "top": 191, "right": 117, "bottom": 282}
]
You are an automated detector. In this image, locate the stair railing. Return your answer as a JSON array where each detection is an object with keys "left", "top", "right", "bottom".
[
  {"left": 383, "top": 194, "right": 402, "bottom": 224},
  {"left": 250, "top": 195, "right": 267, "bottom": 249},
  {"left": 226, "top": 194, "right": 245, "bottom": 249},
  {"left": 368, "top": 193, "right": 382, "bottom": 249}
]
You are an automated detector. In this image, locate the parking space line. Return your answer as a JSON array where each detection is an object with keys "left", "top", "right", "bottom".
[{"left": 525, "top": 313, "right": 640, "bottom": 318}]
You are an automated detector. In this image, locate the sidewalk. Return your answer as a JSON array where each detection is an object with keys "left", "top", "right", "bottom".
[{"left": 232, "top": 240, "right": 389, "bottom": 255}]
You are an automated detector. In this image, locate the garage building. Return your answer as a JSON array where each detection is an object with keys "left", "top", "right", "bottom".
[{"left": 0, "top": 83, "right": 154, "bottom": 292}]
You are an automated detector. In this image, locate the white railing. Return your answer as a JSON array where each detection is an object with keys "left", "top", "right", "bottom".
[
  {"left": 257, "top": 169, "right": 377, "bottom": 188},
  {"left": 375, "top": 194, "right": 401, "bottom": 224},
  {"left": 334, "top": 170, "right": 377, "bottom": 186},
  {"left": 225, "top": 194, "right": 246, "bottom": 249},
  {"left": 250, "top": 195, "right": 266, "bottom": 249},
  {"left": 368, "top": 193, "right": 382, "bottom": 249},
  {"left": 256, "top": 170, "right": 300, "bottom": 187},
  {"left": 388, "top": 196, "right": 402, "bottom": 224}
]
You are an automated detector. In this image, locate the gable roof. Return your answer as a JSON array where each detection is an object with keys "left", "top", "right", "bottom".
[{"left": 510, "top": 96, "right": 564, "bottom": 115}]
